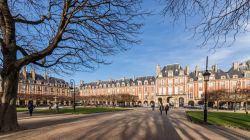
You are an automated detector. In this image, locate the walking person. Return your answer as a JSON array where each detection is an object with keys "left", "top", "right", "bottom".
[
  {"left": 159, "top": 104, "right": 163, "bottom": 115},
  {"left": 151, "top": 103, "right": 155, "bottom": 111},
  {"left": 165, "top": 104, "right": 170, "bottom": 115},
  {"left": 27, "top": 101, "right": 35, "bottom": 116}
]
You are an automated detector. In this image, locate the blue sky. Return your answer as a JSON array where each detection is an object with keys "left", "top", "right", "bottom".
[{"left": 55, "top": 1, "right": 250, "bottom": 84}]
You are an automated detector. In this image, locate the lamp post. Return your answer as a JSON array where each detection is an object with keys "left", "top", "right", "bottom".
[
  {"left": 70, "top": 79, "right": 76, "bottom": 112},
  {"left": 203, "top": 56, "right": 211, "bottom": 123}
]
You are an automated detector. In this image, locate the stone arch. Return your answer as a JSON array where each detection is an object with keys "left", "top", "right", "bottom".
[
  {"left": 179, "top": 97, "right": 184, "bottom": 107},
  {"left": 150, "top": 101, "right": 155, "bottom": 105}
]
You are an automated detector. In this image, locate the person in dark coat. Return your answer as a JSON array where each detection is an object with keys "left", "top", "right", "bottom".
[
  {"left": 27, "top": 101, "right": 35, "bottom": 116},
  {"left": 151, "top": 103, "right": 155, "bottom": 111},
  {"left": 165, "top": 104, "right": 169, "bottom": 115},
  {"left": 159, "top": 104, "right": 164, "bottom": 115}
]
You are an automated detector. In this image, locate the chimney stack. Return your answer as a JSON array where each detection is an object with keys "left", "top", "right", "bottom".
[
  {"left": 211, "top": 64, "right": 218, "bottom": 72},
  {"left": 44, "top": 70, "right": 48, "bottom": 80},
  {"left": 31, "top": 69, "right": 36, "bottom": 80},
  {"left": 156, "top": 64, "right": 161, "bottom": 77},
  {"left": 80, "top": 80, "right": 84, "bottom": 86},
  {"left": 233, "top": 62, "right": 239, "bottom": 70},
  {"left": 22, "top": 66, "right": 27, "bottom": 80},
  {"left": 185, "top": 65, "right": 190, "bottom": 75},
  {"left": 195, "top": 65, "right": 199, "bottom": 76}
]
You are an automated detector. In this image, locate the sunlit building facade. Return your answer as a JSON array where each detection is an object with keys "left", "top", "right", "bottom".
[{"left": 80, "top": 60, "right": 250, "bottom": 108}]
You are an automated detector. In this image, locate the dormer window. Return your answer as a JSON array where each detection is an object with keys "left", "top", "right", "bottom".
[
  {"left": 221, "top": 76, "right": 226, "bottom": 79},
  {"left": 122, "top": 82, "right": 125, "bottom": 86},
  {"left": 151, "top": 82, "right": 155, "bottom": 85},
  {"left": 138, "top": 81, "right": 142, "bottom": 86},
  {"left": 168, "top": 71, "right": 173, "bottom": 77},
  {"left": 190, "top": 78, "right": 193, "bottom": 82},
  {"left": 179, "top": 70, "right": 184, "bottom": 76},
  {"left": 144, "top": 80, "right": 148, "bottom": 85},
  {"left": 117, "top": 83, "right": 120, "bottom": 87},
  {"left": 233, "top": 75, "right": 238, "bottom": 79}
]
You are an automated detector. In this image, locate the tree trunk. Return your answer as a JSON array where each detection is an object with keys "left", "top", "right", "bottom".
[{"left": 0, "top": 70, "right": 19, "bottom": 132}]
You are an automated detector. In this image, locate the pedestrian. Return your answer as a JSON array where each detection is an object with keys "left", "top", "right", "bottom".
[
  {"left": 27, "top": 101, "right": 35, "bottom": 116},
  {"left": 151, "top": 103, "right": 155, "bottom": 111},
  {"left": 49, "top": 102, "right": 52, "bottom": 110},
  {"left": 159, "top": 104, "right": 163, "bottom": 115},
  {"left": 165, "top": 104, "right": 169, "bottom": 115}
]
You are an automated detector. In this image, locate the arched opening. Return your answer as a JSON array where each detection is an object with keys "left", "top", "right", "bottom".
[
  {"left": 144, "top": 101, "right": 148, "bottom": 106},
  {"left": 138, "top": 101, "right": 142, "bottom": 106},
  {"left": 208, "top": 101, "right": 214, "bottom": 107},
  {"left": 188, "top": 100, "right": 194, "bottom": 106},
  {"left": 198, "top": 100, "right": 204, "bottom": 105},
  {"left": 179, "top": 97, "right": 184, "bottom": 107},
  {"left": 150, "top": 101, "right": 155, "bottom": 105}
]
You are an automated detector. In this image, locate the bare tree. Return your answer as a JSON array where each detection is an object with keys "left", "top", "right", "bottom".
[
  {"left": 0, "top": 0, "right": 144, "bottom": 132},
  {"left": 162, "top": 0, "right": 250, "bottom": 49}
]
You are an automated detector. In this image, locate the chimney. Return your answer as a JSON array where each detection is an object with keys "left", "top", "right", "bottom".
[
  {"left": 195, "top": 65, "right": 199, "bottom": 76},
  {"left": 44, "top": 70, "right": 48, "bottom": 80},
  {"left": 156, "top": 64, "right": 161, "bottom": 76},
  {"left": 22, "top": 66, "right": 27, "bottom": 80},
  {"left": 185, "top": 65, "right": 190, "bottom": 75},
  {"left": 80, "top": 80, "right": 84, "bottom": 86},
  {"left": 211, "top": 64, "right": 218, "bottom": 72},
  {"left": 233, "top": 62, "right": 239, "bottom": 70},
  {"left": 31, "top": 69, "right": 36, "bottom": 80}
]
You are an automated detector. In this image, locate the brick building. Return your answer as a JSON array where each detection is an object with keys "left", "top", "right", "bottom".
[{"left": 80, "top": 60, "right": 250, "bottom": 108}]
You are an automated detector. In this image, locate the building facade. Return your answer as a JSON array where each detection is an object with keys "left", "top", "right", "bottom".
[
  {"left": 80, "top": 60, "right": 250, "bottom": 108},
  {"left": 0, "top": 67, "right": 75, "bottom": 107}
]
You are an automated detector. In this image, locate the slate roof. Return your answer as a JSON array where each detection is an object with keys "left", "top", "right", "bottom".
[
  {"left": 83, "top": 76, "right": 156, "bottom": 88},
  {"left": 161, "top": 64, "right": 184, "bottom": 77}
]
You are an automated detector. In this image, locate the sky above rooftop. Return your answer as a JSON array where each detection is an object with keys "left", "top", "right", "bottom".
[{"left": 55, "top": 1, "right": 250, "bottom": 84}]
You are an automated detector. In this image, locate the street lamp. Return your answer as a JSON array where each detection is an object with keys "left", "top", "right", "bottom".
[
  {"left": 203, "top": 56, "right": 211, "bottom": 123},
  {"left": 70, "top": 79, "right": 76, "bottom": 112}
]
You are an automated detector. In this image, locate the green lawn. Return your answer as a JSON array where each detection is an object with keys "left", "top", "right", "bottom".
[
  {"left": 16, "top": 107, "right": 28, "bottom": 112},
  {"left": 186, "top": 111, "right": 250, "bottom": 130},
  {"left": 35, "top": 107, "right": 129, "bottom": 114}
]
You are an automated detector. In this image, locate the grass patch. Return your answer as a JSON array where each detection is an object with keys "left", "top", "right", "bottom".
[
  {"left": 35, "top": 107, "right": 129, "bottom": 114},
  {"left": 16, "top": 108, "right": 28, "bottom": 112},
  {"left": 186, "top": 111, "right": 250, "bottom": 130}
]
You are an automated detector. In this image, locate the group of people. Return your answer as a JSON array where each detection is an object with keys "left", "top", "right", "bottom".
[{"left": 151, "top": 103, "right": 170, "bottom": 115}]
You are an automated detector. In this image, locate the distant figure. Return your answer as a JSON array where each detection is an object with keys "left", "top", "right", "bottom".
[
  {"left": 165, "top": 104, "right": 169, "bottom": 115},
  {"left": 159, "top": 104, "right": 164, "bottom": 115},
  {"left": 28, "top": 101, "right": 35, "bottom": 116},
  {"left": 49, "top": 102, "right": 52, "bottom": 110},
  {"left": 151, "top": 103, "right": 155, "bottom": 111},
  {"left": 56, "top": 102, "right": 59, "bottom": 112}
]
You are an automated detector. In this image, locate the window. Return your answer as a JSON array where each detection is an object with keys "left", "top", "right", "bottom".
[
  {"left": 247, "top": 80, "right": 250, "bottom": 86},
  {"left": 221, "top": 76, "right": 226, "bottom": 79},
  {"left": 168, "top": 71, "right": 173, "bottom": 76},
  {"left": 233, "top": 75, "right": 238, "bottom": 79},
  {"left": 175, "top": 87, "right": 178, "bottom": 94},
  {"left": 168, "top": 87, "right": 172, "bottom": 95},
  {"left": 51, "top": 88, "right": 54, "bottom": 92},
  {"left": 220, "top": 82, "right": 225, "bottom": 88},
  {"left": 246, "top": 73, "right": 250, "bottom": 78},
  {"left": 180, "top": 86, "right": 183, "bottom": 94}
]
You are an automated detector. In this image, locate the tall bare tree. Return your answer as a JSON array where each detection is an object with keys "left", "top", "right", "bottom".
[
  {"left": 0, "top": 0, "right": 144, "bottom": 132},
  {"left": 162, "top": 0, "right": 250, "bottom": 48}
]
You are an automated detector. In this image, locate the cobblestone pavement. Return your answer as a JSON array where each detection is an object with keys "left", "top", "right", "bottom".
[{"left": 0, "top": 108, "right": 249, "bottom": 140}]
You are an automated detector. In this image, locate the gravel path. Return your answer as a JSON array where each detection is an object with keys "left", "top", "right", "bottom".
[{"left": 0, "top": 108, "right": 249, "bottom": 140}]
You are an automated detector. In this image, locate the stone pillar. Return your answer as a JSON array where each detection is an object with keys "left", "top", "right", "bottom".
[
  {"left": 68, "top": 101, "right": 71, "bottom": 106},
  {"left": 64, "top": 101, "right": 67, "bottom": 106}
]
